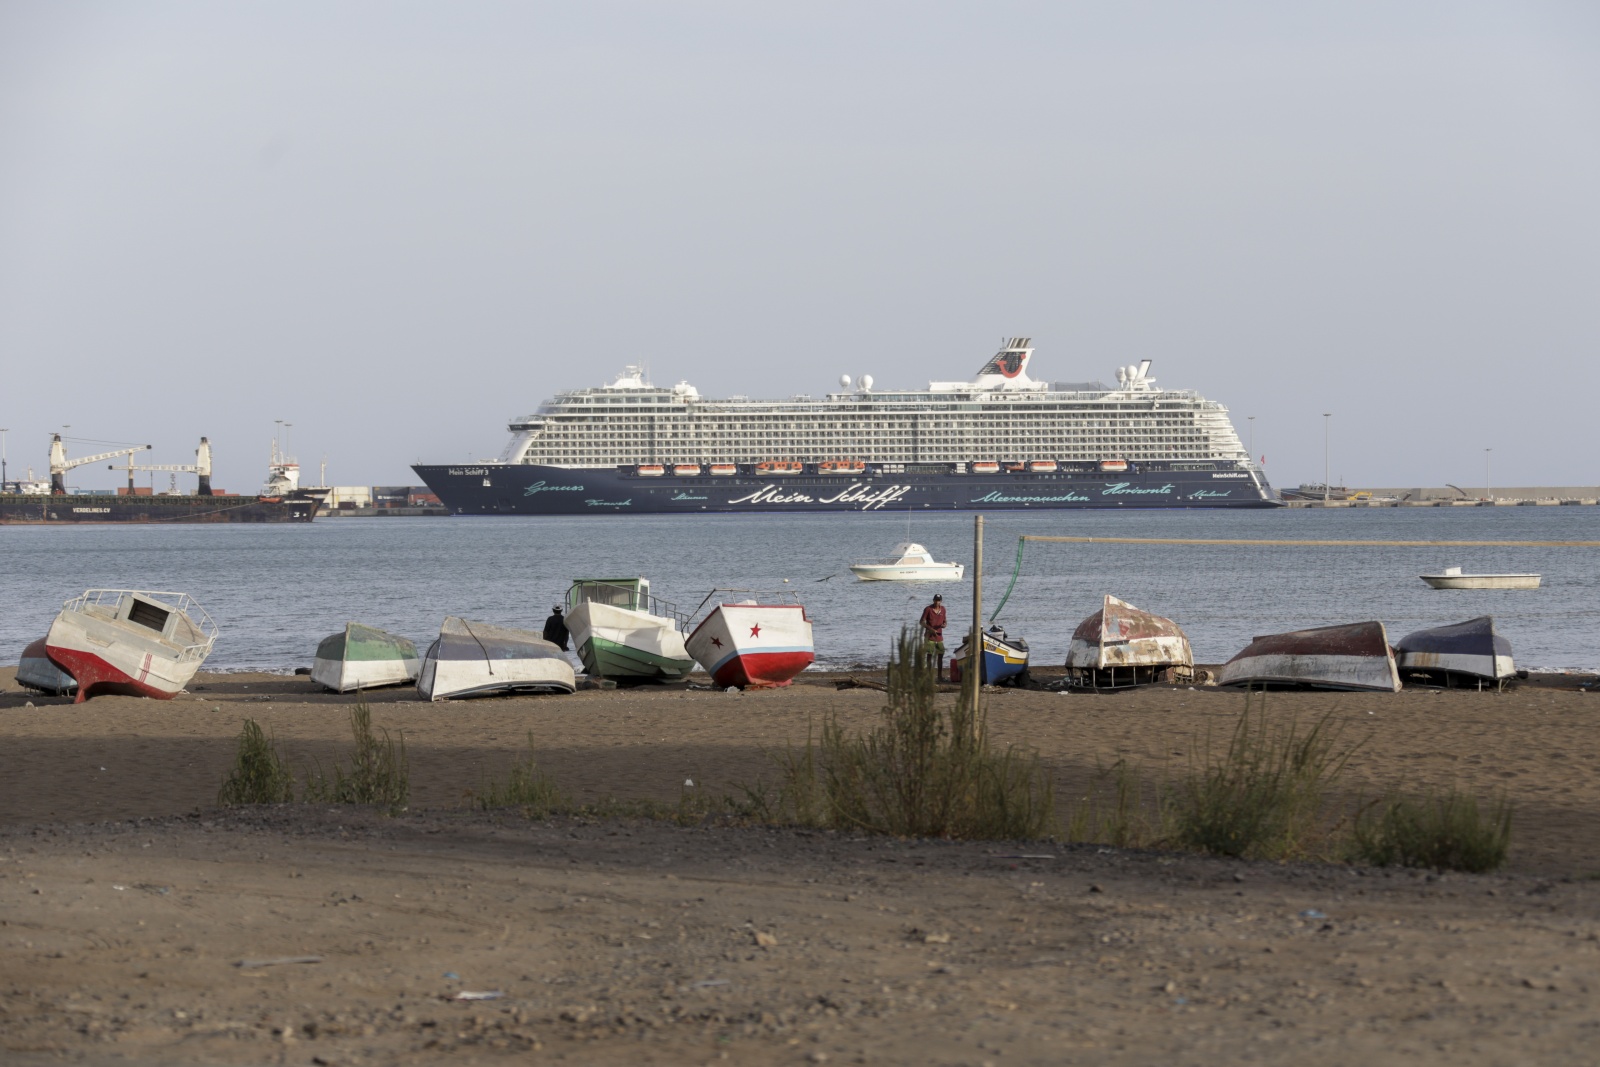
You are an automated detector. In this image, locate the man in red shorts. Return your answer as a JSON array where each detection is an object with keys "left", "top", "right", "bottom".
[{"left": 919, "top": 593, "right": 948, "bottom": 679}]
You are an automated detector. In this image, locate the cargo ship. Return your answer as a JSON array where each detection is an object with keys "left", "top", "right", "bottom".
[
  {"left": 412, "top": 338, "right": 1280, "bottom": 515},
  {"left": 0, "top": 435, "right": 318, "bottom": 524}
]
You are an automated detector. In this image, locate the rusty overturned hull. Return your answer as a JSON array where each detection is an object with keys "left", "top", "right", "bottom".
[
  {"left": 1066, "top": 595, "right": 1192, "bottom": 686},
  {"left": 1218, "top": 621, "right": 1401, "bottom": 693}
]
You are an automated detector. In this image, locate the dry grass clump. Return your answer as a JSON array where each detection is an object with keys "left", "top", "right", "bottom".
[
  {"left": 470, "top": 733, "right": 568, "bottom": 815},
  {"left": 766, "top": 629, "right": 1057, "bottom": 841},
  {"left": 1351, "top": 789, "right": 1513, "bottom": 872},
  {"left": 217, "top": 719, "right": 295, "bottom": 806}
]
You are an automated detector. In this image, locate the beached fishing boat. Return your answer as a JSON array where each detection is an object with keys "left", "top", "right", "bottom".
[
  {"left": 1419, "top": 567, "right": 1541, "bottom": 590},
  {"left": 951, "top": 625, "right": 1030, "bottom": 686},
  {"left": 1065, "top": 595, "right": 1193, "bottom": 688},
  {"left": 849, "top": 542, "right": 965, "bottom": 582},
  {"left": 1217, "top": 621, "right": 1400, "bottom": 692},
  {"left": 44, "top": 590, "right": 218, "bottom": 703},
  {"left": 311, "top": 623, "right": 421, "bottom": 693},
  {"left": 685, "top": 593, "right": 814, "bottom": 689},
  {"left": 16, "top": 636, "right": 78, "bottom": 696},
  {"left": 1395, "top": 616, "right": 1516, "bottom": 687},
  {"left": 417, "top": 617, "right": 575, "bottom": 700},
  {"left": 564, "top": 578, "right": 695, "bottom": 683}
]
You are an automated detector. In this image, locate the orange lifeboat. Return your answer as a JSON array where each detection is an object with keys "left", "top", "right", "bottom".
[
  {"left": 708, "top": 463, "right": 738, "bottom": 476},
  {"left": 672, "top": 464, "right": 702, "bottom": 476},
  {"left": 1028, "top": 460, "right": 1058, "bottom": 473},
  {"left": 755, "top": 461, "right": 804, "bottom": 476},
  {"left": 970, "top": 461, "right": 1000, "bottom": 475},
  {"left": 818, "top": 460, "right": 866, "bottom": 474},
  {"left": 636, "top": 464, "right": 666, "bottom": 477},
  {"left": 1098, "top": 459, "right": 1129, "bottom": 473}
]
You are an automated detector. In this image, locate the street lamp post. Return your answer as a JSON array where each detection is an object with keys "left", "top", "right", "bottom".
[
  {"left": 1247, "top": 416, "right": 1255, "bottom": 462},
  {"left": 1, "top": 427, "right": 8, "bottom": 490},
  {"left": 1485, "top": 448, "right": 1492, "bottom": 503},
  {"left": 1322, "top": 414, "right": 1331, "bottom": 504}
]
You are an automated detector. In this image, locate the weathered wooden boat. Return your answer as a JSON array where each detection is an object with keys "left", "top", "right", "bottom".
[
  {"left": 685, "top": 593, "right": 814, "bottom": 689},
  {"left": 1419, "top": 566, "right": 1540, "bottom": 590},
  {"left": 849, "top": 542, "right": 965, "bottom": 582},
  {"left": 16, "top": 636, "right": 78, "bottom": 696},
  {"left": 311, "top": 622, "right": 421, "bottom": 693},
  {"left": 564, "top": 578, "right": 695, "bottom": 683},
  {"left": 44, "top": 590, "right": 218, "bottom": 703},
  {"left": 1395, "top": 616, "right": 1516, "bottom": 688},
  {"left": 417, "top": 617, "right": 575, "bottom": 700},
  {"left": 1217, "top": 621, "right": 1400, "bottom": 692},
  {"left": 951, "top": 625, "right": 1030, "bottom": 686},
  {"left": 1065, "top": 595, "right": 1192, "bottom": 688}
]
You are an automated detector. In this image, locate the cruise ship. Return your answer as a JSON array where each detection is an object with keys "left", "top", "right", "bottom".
[{"left": 412, "top": 338, "right": 1280, "bottom": 514}]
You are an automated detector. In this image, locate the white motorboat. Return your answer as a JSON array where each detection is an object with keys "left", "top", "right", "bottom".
[
  {"left": 417, "top": 617, "right": 575, "bottom": 700},
  {"left": 564, "top": 578, "right": 695, "bottom": 683},
  {"left": 44, "top": 590, "right": 218, "bottom": 703},
  {"left": 849, "top": 542, "right": 965, "bottom": 582},
  {"left": 311, "top": 622, "right": 421, "bottom": 692},
  {"left": 685, "top": 592, "right": 814, "bottom": 689},
  {"left": 1420, "top": 567, "right": 1541, "bottom": 590}
]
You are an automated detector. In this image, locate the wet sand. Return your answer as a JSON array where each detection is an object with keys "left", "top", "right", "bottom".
[{"left": 4, "top": 669, "right": 1600, "bottom": 1064}]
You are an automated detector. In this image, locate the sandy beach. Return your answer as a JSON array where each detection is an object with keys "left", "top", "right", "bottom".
[{"left": 4, "top": 668, "right": 1600, "bottom": 1064}]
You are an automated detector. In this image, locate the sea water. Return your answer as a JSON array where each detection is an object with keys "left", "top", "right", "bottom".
[{"left": 2, "top": 507, "right": 1596, "bottom": 673}]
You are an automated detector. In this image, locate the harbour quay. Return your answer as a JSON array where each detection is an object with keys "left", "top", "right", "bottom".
[
  {"left": 317, "top": 485, "right": 449, "bottom": 518},
  {"left": 1285, "top": 485, "right": 1599, "bottom": 507}
]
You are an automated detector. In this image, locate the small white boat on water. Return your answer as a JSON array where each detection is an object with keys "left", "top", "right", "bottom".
[
  {"left": 849, "top": 542, "right": 965, "bottom": 582},
  {"left": 16, "top": 636, "right": 78, "bottom": 696},
  {"left": 44, "top": 590, "right": 218, "bottom": 703},
  {"left": 685, "top": 592, "right": 815, "bottom": 689},
  {"left": 417, "top": 617, "right": 575, "bottom": 700},
  {"left": 1420, "top": 567, "right": 1541, "bottom": 590},
  {"left": 564, "top": 578, "right": 695, "bottom": 683},
  {"left": 312, "top": 622, "right": 421, "bottom": 692}
]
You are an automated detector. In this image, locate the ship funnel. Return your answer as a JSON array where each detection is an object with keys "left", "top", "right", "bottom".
[
  {"left": 49, "top": 434, "right": 66, "bottom": 495},
  {"left": 196, "top": 437, "right": 213, "bottom": 496},
  {"left": 1137, "top": 359, "right": 1151, "bottom": 379}
]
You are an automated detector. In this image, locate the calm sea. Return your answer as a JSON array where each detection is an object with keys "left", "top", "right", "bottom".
[{"left": 3, "top": 507, "right": 1596, "bottom": 673}]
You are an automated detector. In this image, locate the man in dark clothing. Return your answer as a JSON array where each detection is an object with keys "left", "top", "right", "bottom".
[
  {"left": 542, "top": 605, "right": 570, "bottom": 651},
  {"left": 919, "top": 593, "right": 948, "bottom": 678}
]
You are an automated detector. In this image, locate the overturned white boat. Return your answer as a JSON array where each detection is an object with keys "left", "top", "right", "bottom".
[
  {"left": 44, "top": 590, "right": 218, "bottom": 703},
  {"left": 16, "top": 636, "right": 78, "bottom": 696},
  {"left": 565, "top": 578, "right": 694, "bottom": 683},
  {"left": 1066, "top": 595, "right": 1193, "bottom": 688},
  {"left": 312, "top": 622, "right": 421, "bottom": 693},
  {"left": 1217, "top": 621, "right": 1400, "bottom": 693},
  {"left": 1395, "top": 616, "right": 1516, "bottom": 688},
  {"left": 417, "top": 617, "right": 575, "bottom": 701}
]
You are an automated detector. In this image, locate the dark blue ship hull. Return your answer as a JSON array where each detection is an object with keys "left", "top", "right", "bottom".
[{"left": 412, "top": 462, "right": 1281, "bottom": 514}]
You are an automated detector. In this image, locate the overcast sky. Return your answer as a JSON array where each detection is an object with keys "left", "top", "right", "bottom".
[{"left": 2, "top": 1, "right": 1597, "bottom": 493}]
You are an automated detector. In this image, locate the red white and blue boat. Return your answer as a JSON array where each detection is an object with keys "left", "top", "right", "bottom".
[
  {"left": 951, "top": 625, "right": 1031, "bottom": 686},
  {"left": 44, "top": 590, "right": 218, "bottom": 703},
  {"left": 685, "top": 593, "right": 815, "bottom": 689},
  {"left": 1395, "top": 616, "right": 1516, "bottom": 687}
]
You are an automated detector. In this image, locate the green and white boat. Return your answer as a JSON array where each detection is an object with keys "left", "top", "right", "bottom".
[
  {"left": 564, "top": 578, "right": 694, "bottom": 683},
  {"left": 311, "top": 622, "right": 421, "bottom": 692}
]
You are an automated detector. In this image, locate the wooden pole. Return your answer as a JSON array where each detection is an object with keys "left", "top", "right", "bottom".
[{"left": 968, "top": 513, "right": 984, "bottom": 739}]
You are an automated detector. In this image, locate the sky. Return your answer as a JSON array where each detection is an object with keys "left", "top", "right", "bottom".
[{"left": 2, "top": 1, "right": 1597, "bottom": 493}]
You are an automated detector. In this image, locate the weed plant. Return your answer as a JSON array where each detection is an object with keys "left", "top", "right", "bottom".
[
  {"left": 1065, "top": 758, "right": 1172, "bottom": 848},
  {"left": 767, "top": 629, "right": 1056, "bottom": 840},
  {"left": 1169, "top": 691, "right": 1356, "bottom": 860},
  {"left": 471, "top": 734, "right": 568, "bottom": 815},
  {"left": 302, "top": 703, "right": 410, "bottom": 813},
  {"left": 1350, "top": 789, "right": 1512, "bottom": 872},
  {"left": 217, "top": 719, "right": 295, "bottom": 805}
]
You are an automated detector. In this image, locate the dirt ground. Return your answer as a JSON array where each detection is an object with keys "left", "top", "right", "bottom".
[{"left": 4, "top": 668, "right": 1600, "bottom": 1064}]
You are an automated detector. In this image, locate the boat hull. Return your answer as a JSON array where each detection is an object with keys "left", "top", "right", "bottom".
[
  {"left": 1067, "top": 595, "right": 1193, "bottom": 672},
  {"left": 686, "top": 603, "right": 815, "bottom": 689},
  {"left": 17, "top": 637, "right": 77, "bottom": 696},
  {"left": 1395, "top": 616, "right": 1515, "bottom": 684},
  {"left": 412, "top": 462, "right": 1281, "bottom": 515},
  {"left": 951, "top": 630, "right": 1030, "bottom": 686},
  {"left": 311, "top": 623, "right": 421, "bottom": 692},
  {"left": 1420, "top": 574, "right": 1540, "bottom": 590},
  {"left": 566, "top": 602, "right": 694, "bottom": 682},
  {"left": 1218, "top": 621, "right": 1400, "bottom": 693},
  {"left": 417, "top": 618, "right": 574, "bottom": 700},
  {"left": 849, "top": 564, "right": 965, "bottom": 581},
  {"left": 0, "top": 493, "right": 316, "bottom": 524}
]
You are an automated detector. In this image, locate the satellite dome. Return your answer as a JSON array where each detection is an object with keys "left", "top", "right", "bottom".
[
  {"left": 860, "top": 374, "right": 874, "bottom": 391},
  {"left": 840, "top": 374, "right": 852, "bottom": 389}
]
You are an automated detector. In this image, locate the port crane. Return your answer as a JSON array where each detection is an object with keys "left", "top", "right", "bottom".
[
  {"left": 107, "top": 437, "right": 214, "bottom": 496},
  {"left": 49, "top": 434, "right": 151, "bottom": 495}
]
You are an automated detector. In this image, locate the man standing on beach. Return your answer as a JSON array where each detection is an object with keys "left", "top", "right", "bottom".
[
  {"left": 919, "top": 593, "right": 947, "bottom": 679},
  {"left": 542, "top": 605, "right": 569, "bottom": 651}
]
